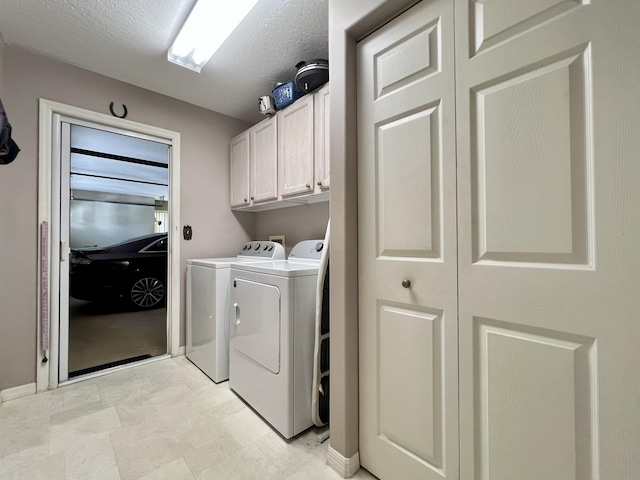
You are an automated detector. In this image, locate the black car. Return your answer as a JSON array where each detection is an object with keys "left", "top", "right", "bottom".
[{"left": 70, "top": 233, "right": 168, "bottom": 309}]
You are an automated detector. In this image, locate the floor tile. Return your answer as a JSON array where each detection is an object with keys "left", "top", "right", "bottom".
[
  {"left": 110, "top": 419, "right": 192, "bottom": 480},
  {"left": 194, "top": 443, "right": 283, "bottom": 480},
  {"left": 64, "top": 433, "right": 117, "bottom": 480},
  {"left": 137, "top": 458, "right": 196, "bottom": 480},
  {"left": 50, "top": 382, "right": 100, "bottom": 417},
  {"left": 254, "top": 429, "right": 319, "bottom": 476},
  {"left": 0, "top": 356, "right": 381, "bottom": 480},
  {"left": 219, "top": 406, "right": 273, "bottom": 447},
  {"left": 98, "top": 376, "right": 154, "bottom": 408},
  {"left": 49, "top": 407, "right": 121, "bottom": 455},
  {"left": 0, "top": 445, "right": 52, "bottom": 480},
  {"left": 283, "top": 458, "right": 342, "bottom": 480},
  {"left": 182, "top": 425, "right": 243, "bottom": 475},
  {"left": 114, "top": 398, "right": 160, "bottom": 428},
  {"left": 50, "top": 400, "right": 105, "bottom": 427}
]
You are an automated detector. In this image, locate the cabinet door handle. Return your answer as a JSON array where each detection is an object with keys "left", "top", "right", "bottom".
[
  {"left": 250, "top": 196, "right": 255, "bottom": 200},
  {"left": 402, "top": 279, "right": 411, "bottom": 288},
  {"left": 306, "top": 183, "right": 311, "bottom": 188},
  {"left": 243, "top": 198, "right": 247, "bottom": 203},
  {"left": 317, "top": 181, "right": 322, "bottom": 186},
  {"left": 234, "top": 303, "right": 240, "bottom": 325}
]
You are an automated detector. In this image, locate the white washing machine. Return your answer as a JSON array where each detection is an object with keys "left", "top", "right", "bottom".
[
  {"left": 186, "top": 241, "right": 285, "bottom": 383},
  {"left": 229, "top": 240, "right": 325, "bottom": 438}
]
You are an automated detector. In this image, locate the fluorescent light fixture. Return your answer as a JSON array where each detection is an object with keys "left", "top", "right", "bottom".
[{"left": 168, "top": 0, "right": 259, "bottom": 72}]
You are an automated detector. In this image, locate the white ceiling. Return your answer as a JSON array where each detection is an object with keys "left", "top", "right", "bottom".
[{"left": 0, "top": 0, "right": 328, "bottom": 124}]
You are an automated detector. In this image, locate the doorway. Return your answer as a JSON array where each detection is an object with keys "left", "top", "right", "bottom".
[
  {"left": 62, "top": 122, "right": 170, "bottom": 378},
  {"left": 37, "top": 100, "right": 181, "bottom": 391}
]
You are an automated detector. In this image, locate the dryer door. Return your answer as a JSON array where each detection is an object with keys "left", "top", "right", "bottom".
[{"left": 231, "top": 278, "right": 281, "bottom": 374}]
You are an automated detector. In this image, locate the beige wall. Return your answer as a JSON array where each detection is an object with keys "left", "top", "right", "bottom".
[
  {"left": 254, "top": 202, "right": 329, "bottom": 255},
  {"left": 328, "top": 0, "right": 417, "bottom": 465},
  {"left": 0, "top": 46, "right": 253, "bottom": 390},
  {"left": 0, "top": 39, "right": 4, "bottom": 94}
]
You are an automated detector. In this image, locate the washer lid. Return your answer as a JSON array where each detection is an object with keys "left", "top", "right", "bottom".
[
  {"left": 230, "top": 259, "right": 320, "bottom": 277},
  {"left": 187, "top": 257, "right": 278, "bottom": 268}
]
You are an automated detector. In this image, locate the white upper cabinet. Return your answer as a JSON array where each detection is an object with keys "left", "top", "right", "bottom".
[
  {"left": 230, "top": 86, "right": 330, "bottom": 211},
  {"left": 314, "top": 84, "right": 330, "bottom": 192},
  {"left": 278, "top": 94, "right": 315, "bottom": 198},
  {"left": 229, "top": 131, "right": 250, "bottom": 208},
  {"left": 250, "top": 116, "right": 278, "bottom": 204}
]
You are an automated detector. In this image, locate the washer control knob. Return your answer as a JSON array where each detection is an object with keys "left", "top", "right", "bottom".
[
  {"left": 254, "top": 243, "right": 260, "bottom": 250},
  {"left": 268, "top": 245, "right": 273, "bottom": 251},
  {"left": 315, "top": 242, "right": 324, "bottom": 252},
  {"left": 263, "top": 245, "right": 268, "bottom": 250}
]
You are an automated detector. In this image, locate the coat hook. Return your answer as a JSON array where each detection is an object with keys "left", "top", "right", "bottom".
[{"left": 109, "top": 102, "right": 128, "bottom": 119}]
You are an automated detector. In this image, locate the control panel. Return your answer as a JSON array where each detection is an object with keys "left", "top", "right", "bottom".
[
  {"left": 288, "top": 240, "right": 325, "bottom": 260},
  {"left": 237, "top": 241, "right": 285, "bottom": 259}
]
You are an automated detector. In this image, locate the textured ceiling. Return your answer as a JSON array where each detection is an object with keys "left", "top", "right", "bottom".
[{"left": 0, "top": 0, "right": 328, "bottom": 123}]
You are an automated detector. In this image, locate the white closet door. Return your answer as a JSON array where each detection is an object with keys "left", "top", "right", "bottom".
[
  {"left": 455, "top": 1, "right": 640, "bottom": 478},
  {"left": 357, "top": 0, "right": 458, "bottom": 478}
]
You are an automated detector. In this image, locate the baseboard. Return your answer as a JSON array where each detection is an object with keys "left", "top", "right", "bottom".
[
  {"left": 327, "top": 444, "right": 360, "bottom": 478},
  {"left": 1, "top": 382, "right": 37, "bottom": 403}
]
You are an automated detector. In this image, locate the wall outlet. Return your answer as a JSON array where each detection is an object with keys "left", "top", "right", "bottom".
[{"left": 269, "top": 235, "right": 285, "bottom": 250}]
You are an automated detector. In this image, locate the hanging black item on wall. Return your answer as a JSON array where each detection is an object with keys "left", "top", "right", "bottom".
[
  {"left": 294, "top": 59, "right": 329, "bottom": 93},
  {"left": 0, "top": 98, "right": 20, "bottom": 165}
]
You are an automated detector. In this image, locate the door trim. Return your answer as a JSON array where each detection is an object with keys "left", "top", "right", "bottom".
[
  {"left": 36, "top": 98, "right": 181, "bottom": 392},
  {"left": 328, "top": 0, "right": 420, "bottom": 466}
]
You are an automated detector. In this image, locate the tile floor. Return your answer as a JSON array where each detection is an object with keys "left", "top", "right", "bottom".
[{"left": 0, "top": 357, "right": 377, "bottom": 480}]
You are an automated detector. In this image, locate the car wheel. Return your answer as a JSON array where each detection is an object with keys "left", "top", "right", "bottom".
[{"left": 129, "top": 276, "right": 165, "bottom": 309}]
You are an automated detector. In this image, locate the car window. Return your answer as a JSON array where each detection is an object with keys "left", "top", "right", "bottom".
[{"left": 143, "top": 238, "right": 167, "bottom": 253}]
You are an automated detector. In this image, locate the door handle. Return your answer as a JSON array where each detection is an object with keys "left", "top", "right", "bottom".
[
  {"left": 60, "top": 241, "right": 70, "bottom": 261},
  {"left": 233, "top": 302, "right": 240, "bottom": 325}
]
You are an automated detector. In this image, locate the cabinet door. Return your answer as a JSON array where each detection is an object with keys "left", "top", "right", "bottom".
[
  {"left": 314, "top": 85, "right": 330, "bottom": 191},
  {"left": 230, "top": 131, "right": 250, "bottom": 208},
  {"left": 278, "top": 95, "right": 314, "bottom": 197},
  {"left": 250, "top": 116, "right": 278, "bottom": 204}
]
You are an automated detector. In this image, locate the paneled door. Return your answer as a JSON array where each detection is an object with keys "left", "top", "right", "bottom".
[
  {"left": 357, "top": 0, "right": 458, "bottom": 478},
  {"left": 456, "top": 1, "right": 640, "bottom": 479},
  {"left": 230, "top": 131, "right": 250, "bottom": 208},
  {"left": 278, "top": 95, "right": 315, "bottom": 197},
  {"left": 250, "top": 116, "right": 278, "bottom": 204}
]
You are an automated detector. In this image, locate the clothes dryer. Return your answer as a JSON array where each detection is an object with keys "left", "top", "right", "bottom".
[
  {"left": 229, "top": 240, "right": 325, "bottom": 438},
  {"left": 186, "top": 241, "right": 284, "bottom": 383}
]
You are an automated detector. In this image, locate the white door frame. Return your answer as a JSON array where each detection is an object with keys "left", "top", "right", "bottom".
[{"left": 36, "top": 99, "right": 181, "bottom": 392}]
